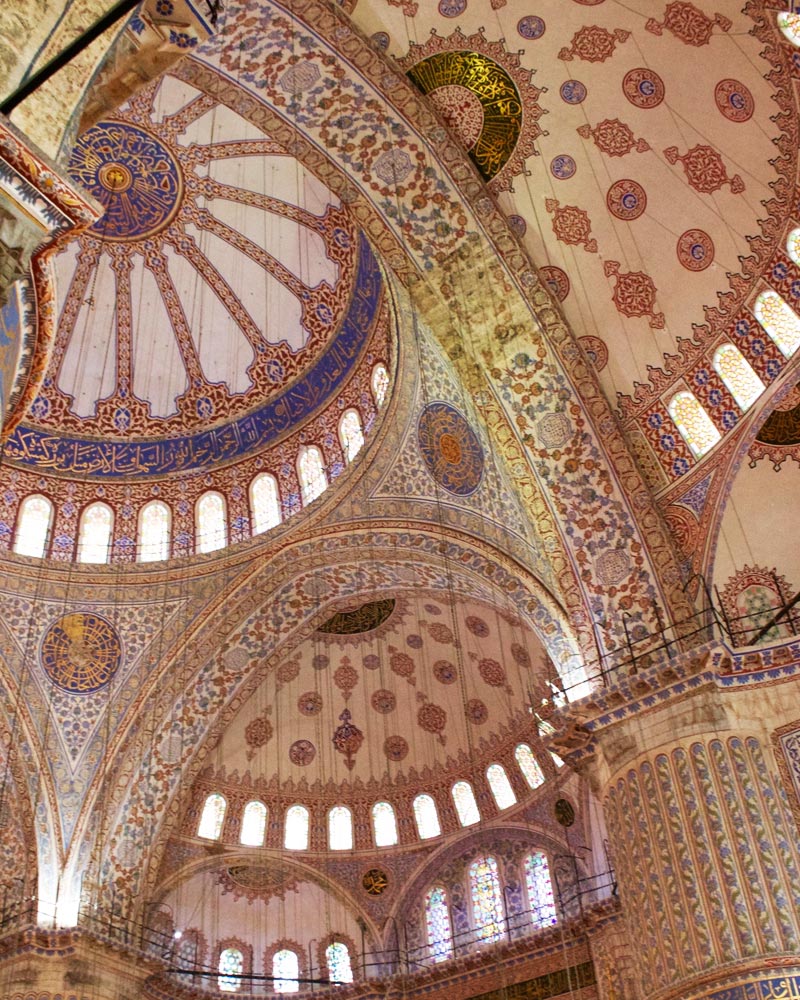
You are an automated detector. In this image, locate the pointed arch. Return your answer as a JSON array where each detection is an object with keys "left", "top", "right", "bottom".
[
  {"left": 196, "top": 491, "right": 227, "bottom": 553},
  {"left": 413, "top": 794, "right": 441, "bottom": 840},
  {"left": 77, "top": 501, "right": 113, "bottom": 563},
  {"left": 452, "top": 781, "right": 480, "bottom": 826},
  {"left": 371, "top": 801, "right": 398, "bottom": 847},
  {"left": 197, "top": 793, "right": 226, "bottom": 840},
  {"left": 240, "top": 800, "right": 267, "bottom": 846},
  {"left": 13, "top": 494, "right": 53, "bottom": 558},
  {"left": 138, "top": 500, "right": 170, "bottom": 562},
  {"left": 249, "top": 472, "right": 281, "bottom": 535},
  {"left": 486, "top": 763, "right": 517, "bottom": 809},
  {"left": 339, "top": 408, "right": 365, "bottom": 462},
  {"left": 297, "top": 445, "right": 327, "bottom": 505},
  {"left": 668, "top": 391, "right": 721, "bottom": 458}
]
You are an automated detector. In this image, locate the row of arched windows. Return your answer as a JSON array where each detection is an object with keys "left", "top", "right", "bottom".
[
  {"left": 215, "top": 941, "right": 353, "bottom": 993},
  {"left": 197, "top": 744, "right": 546, "bottom": 848},
  {"left": 12, "top": 367, "right": 389, "bottom": 562}
]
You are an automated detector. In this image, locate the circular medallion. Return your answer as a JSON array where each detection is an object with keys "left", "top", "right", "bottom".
[
  {"left": 363, "top": 869, "right": 389, "bottom": 895},
  {"left": 288, "top": 739, "right": 316, "bottom": 766},
  {"left": 560, "top": 79, "right": 587, "bottom": 104},
  {"left": 607, "top": 179, "right": 647, "bottom": 221},
  {"left": 418, "top": 402, "right": 484, "bottom": 496},
  {"left": 550, "top": 155, "right": 577, "bottom": 180},
  {"left": 371, "top": 689, "right": 397, "bottom": 714},
  {"left": 384, "top": 735, "right": 409, "bottom": 761},
  {"left": 428, "top": 85, "right": 485, "bottom": 151},
  {"left": 578, "top": 335, "right": 609, "bottom": 371},
  {"left": 40, "top": 612, "right": 121, "bottom": 694},
  {"left": 371, "top": 31, "right": 390, "bottom": 50},
  {"left": 508, "top": 214, "right": 527, "bottom": 237},
  {"left": 540, "top": 266, "right": 570, "bottom": 302},
  {"left": 622, "top": 68, "right": 665, "bottom": 109},
  {"left": 555, "top": 798, "right": 576, "bottom": 827},
  {"left": 677, "top": 229, "right": 715, "bottom": 271},
  {"left": 68, "top": 121, "right": 183, "bottom": 241},
  {"left": 433, "top": 660, "right": 458, "bottom": 684},
  {"left": 517, "top": 16, "right": 546, "bottom": 40},
  {"left": 465, "top": 698, "right": 488, "bottom": 724},
  {"left": 298, "top": 691, "right": 323, "bottom": 716},
  {"left": 438, "top": 0, "right": 466, "bottom": 15},
  {"left": 714, "top": 79, "right": 754, "bottom": 122}
]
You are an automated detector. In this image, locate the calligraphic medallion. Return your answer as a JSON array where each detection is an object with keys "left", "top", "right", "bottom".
[
  {"left": 318, "top": 599, "right": 396, "bottom": 635},
  {"left": 362, "top": 868, "right": 389, "bottom": 896},
  {"left": 68, "top": 121, "right": 183, "bottom": 240},
  {"left": 40, "top": 612, "right": 122, "bottom": 693},
  {"left": 418, "top": 402, "right": 484, "bottom": 496},
  {"left": 555, "top": 798, "right": 576, "bottom": 827}
]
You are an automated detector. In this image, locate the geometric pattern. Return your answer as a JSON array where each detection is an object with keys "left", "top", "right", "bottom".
[{"left": 40, "top": 612, "right": 122, "bottom": 694}]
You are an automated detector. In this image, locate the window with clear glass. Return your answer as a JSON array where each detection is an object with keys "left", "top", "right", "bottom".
[
  {"left": 712, "top": 343, "right": 765, "bottom": 412},
  {"left": 273, "top": 948, "right": 300, "bottom": 993},
  {"left": 240, "top": 800, "right": 267, "bottom": 847},
  {"left": 339, "top": 408, "right": 365, "bottom": 463},
  {"left": 325, "top": 942, "right": 353, "bottom": 984},
  {"left": 787, "top": 227, "right": 800, "bottom": 267},
  {"left": 452, "top": 781, "right": 480, "bottom": 827},
  {"left": 138, "top": 500, "right": 170, "bottom": 562},
  {"left": 298, "top": 446, "right": 327, "bottom": 505},
  {"left": 550, "top": 751, "right": 566, "bottom": 769},
  {"left": 14, "top": 495, "right": 53, "bottom": 558},
  {"left": 515, "top": 744, "right": 545, "bottom": 789},
  {"left": 486, "top": 764, "right": 517, "bottom": 810},
  {"left": 524, "top": 852, "right": 557, "bottom": 928},
  {"left": 371, "top": 364, "right": 389, "bottom": 408},
  {"left": 469, "top": 856, "right": 505, "bottom": 943},
  {"left": 250, "top": 473, "right": 281, "bottom": 535},
  {"left": 413, "top": 794, "right": 441, "bottom": 840},
  {"left": 196, "top": 491, "right": 227, "bottom": 554},
  {"left": 198, "top": 793, "right": 226, "bottom": 840},
  {"left": 77, "top": 502, "right": 113, "bottom": 563},
  {"left": 668, "top": 391, "right": 721, "bottom": 458},
  {"left": 218, "top": 947, "right": 244, "bottom": 992},
  {"left": 284, "top": 805, "right": 309, "bottom": 850},
  {"left": 754, "top": 289, "right": 800, "bottom": 358},
  {"left": 372, "top": 801, "right": 398, "bottom": 847},
  {"left": 328, "top": 805, "right": 353, "bottom": 850},
  {"left": 778, "top": 11, "right": 800, "bottom": 45},
  {"left": 425, "top": 885, "right": 454, "bottom": 962}
]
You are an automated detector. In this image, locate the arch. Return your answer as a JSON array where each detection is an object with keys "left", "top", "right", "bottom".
[
  {"left": 325, "top": 941, "right": 353, "bottom": 984},
  {"left": 197, "top": 793, "right": 226, "bottom": 840},
  {"left": 371, "top": 363, "right": 389, "bottom": 407},
  {"left": 339, "top": 408, "right": 365, "bottom": 463},
  {"left": 515, "top": 744, "right": 545, "bottom": 789},
  {"left": 712, "top": 343, "right": 765, "bottom": 412},
  {"left": 240, "top": 800, "right": 267, "bottom": 847},
  {"left": 486, "top": 764, "right": 517, "bottom": 810},
  {"left": 297, "top": 445, "right": 327, "bottom": 505},
  {"left": 754, "top": 289, "right": 800, "bottom": 358},
  {"left": 371, "top": 801, "right": 398, "bottom": 847},
  {"left": 284, "top": 804, "right": 309, "bottom": 850},
  {"left": 668, "top": 391, "right": 721, "bottom": 458},
  {"left": 196, "top": 491, "right": 227, "bottom": 554},
  {"left": 138, "top": 500, "right": 170, "bottom": 562},
  {"left": 524, "top": 851, "right": 557, "bottom": 928},
  {"left": 175, "top": 929, "right": 207, "bottom": 981},
  {"left": 328, "top": 805, "right": 353, "bottom": 850},
  {"left": 273, "top": 948, "right": 300, "bottom": 993},
  {"left": 218, "top": 946, "right": 244, "bottom": 992},
  {"left": 77, "top": 501, "right": 113, "bottom": 563},
  {"left": 452, "top": 781, "right": 480, "bottom": 827},
  {"left": 13, "top": 494, "right": 53, "bottom": 558},
  {"left": 469, "top": 856, "right": 505, "bottom": 944},
  {"left": 778, "top": 11, "right": 800, "bottom": 45},
  {"left": 425, "top": 885, "right": 454, "bottom": 963},
  {"left": 413, "top": 794, "right": 441, "bottom": 840},
  {"left": 249, "top": 472, "right": 282, "bottom": 535}
]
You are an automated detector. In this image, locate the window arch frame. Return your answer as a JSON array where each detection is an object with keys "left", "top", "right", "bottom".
[
  {"left": 486, "top": 763, "right": 517, "bottom": 810},
  {"left": 515, "top": 743, "right": 545, "bottom": 790},
  {"left": 424, "top": 884, "right": 454, "bottom": 963},
  {"left": 320, "top": 936, "right": 356, "bottom": 985},
  {"left": 284, "top": 803, "right": 310, "bottom": 851},
  {"left": 712, "top": 342, "right": 765, "bottom": 413},
  {"left": 753, "top": 288, "right": 800, "bottom": 359},
  {"left": 240, "top": 799, "right": 267, "bottom": 847},
  {"left": 524, "top": 851, "right": 558, "bottom": 929},
  {"left": 371, "top": 362, "right": 389, "bottom": 408},
  {"left": 197, "top": 792, "right": 227, "bottom": 841},
  {"left": 338, "top": 407, "right": 365, "bottom": 463},
  {"left": 297, "top": 444, "right": 328, "bottom": 506},
  {"left": 195, "top": 490, "right": 228, "bottom": 554},
  {"left": 413, "top": 793, "right": 441, "bottom": 840},
  {"left": 371, "top": 801, "right": 398, "bottom": 847},
  {"left": 215, "top": 939, "right": 252, "bottom": 993},
  {"left": 249, "top": 472, "right": 282, "bottom": 535},
  {"left": 468, "top": 855, "right": 506, "bottom": 944},
  {"left": 266, "top": 940, "right": 305, "bottom": 994},
  {"left": 451, "top": 780, "right": 480, "bottom": 827},
  {"left": 13, "top": 494, "right": 53, "bottom": 558},
  {"left": 667, "top": 390, "right": 722, "bottom": 459},
  {"left": 778, "top": 10, "right": 800, "bottom": 46},
  {"left": 77, "top": 500, "right": 114, "bottom": 564},
  {"left": 138, "top": 499, "right": 171, "bottom": 562},
  {"left": 327, "top": 804, "right": 354, "bottom": 850}
]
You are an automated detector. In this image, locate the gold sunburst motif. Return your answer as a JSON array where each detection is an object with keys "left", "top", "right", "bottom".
[{"left": 40, "top": 612, "right": 122, "bottom": 693}]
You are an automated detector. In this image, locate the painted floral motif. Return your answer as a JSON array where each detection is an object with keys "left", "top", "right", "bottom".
[
  {"left": 579, "top": 336, "right": 609, "bottom": 372},
  {"left": 288, "top": 739, "right": 316, "bottom": 766},
  {"left": 427, "top": 622, "right": 454, "bottom": 643},
  {"left": 604, "top": 261, "right": 665, "bottom": 329},
  {"left": 477, "top": 657, "right": 508, "bottom": 688},
  {"left": 646, "top": 3, "right": 731, "bottom": 45},
  {"left": 433, "top": 660, "right": 458, "bottom": 684},
  {"left": 417, "top": 701, "right": 447, "bottom": 743},
  {"left": 465, "top": 615, "right": 489, "bottom": 637},
  {"left": 559, "top": 25, "right": 630, "bottom": 62},
  {"left": 622, "top": 67, "right": 665, "bottom": 108},
  {"left": 371, "top": 689, "right": 396, "bottom": 714},
  {"left": 677, "top": 230, "right": 715, "bottom": 271},
  {"left": 465, "top": 699, "right": 489, "bottom": 724},
  {"left": 577, "top": 119, "right": 649, "bottom": 157},
  {"left": 714, "top": 79, "right": 755, "bottom": 123},
  {"left": 664, "top": 144, "right": 744, "bottom": 194},
  {"left": 333, "top": 660, "right": 359, "bottom": 699},
  {"left": 545, "top": 199, "right": 597, "bottom": 252},
  {"left": 245, "top": 715, "right": 273, "bottom": 760},
  {"left": 384, "top": 735, "right": 409, "bottom": 761},
  {"left": 606, "top": 179, "right": 646, "bottom": 221},
  {"left": 298, "top": 692, "right": 322, "bottom": 716}
]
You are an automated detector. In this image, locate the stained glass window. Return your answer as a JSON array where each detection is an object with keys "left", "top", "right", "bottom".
[
  {"left": 328, "top": 805, "right": 353, "bottom": 850},
  {"left": 787, "top": 227, "right": 800, "bottom": 267},
  {"left": 297, "top": 445, "right": 327, "bottom": 505},
  {"left": 339, "top": 409, "right": 365, "bottom": 463},
  {"left": 778, "top": 11, "right": 800, "bottom": 45},
  {"left": 138, "top": 500, "right": 170, "bottom": 562},
  {"left": 325, "top": 942, "right": 353, "bottom": 984},
  {"left": 273, "top": 949, "right": 299, "bottom": 993},
  {"left": 14, "top": 495, "right": 53, "bottom": 558},
  {"left": 250, "top": 473, "right": 281, "bottom": 534},
  {"left": 525, "top": 852, "right": 557, "bottom": 928},
  {"left": 754, "top": 289, "right": 800, "bottom": 358},
  {"left": 372, "top": 801, "right": 398, "bottom": 847},
  {"left": 284, "top": 804, "right": 309, "bottom": 850},
  {"left": 486, "top": 764, "right": 517, "bottom": 810},
  {"left": 218, "top": 947, "right": 243, "bottom": 992},
  {"left": 372, "top": 364, "right": 389, "bottom": 407},
  {"left": 452, "top": 781, "right": 480, "bottom": 827},
  {"left": 176, "top": 934, "right": 200, "bottom": 982},
  {"left": 196, "top": 491, "right": 227, "bottom": 554},
  {"left": 668, "top": 391, "right": 721, "bottom": 458},
  {"left": 425, "top": 886, "right": 454, "bottom": 963},
  {"left": 240, "top": 800, "right": 267, "bottom": 847},
  {"left": 198, "top": 793, "right": 226, "bottom": 840},
  {"left": 712, "top": 344, "right": 765, "bottom": 412},
  {"left": 515, "top": 744, "right": 545, "bottom": 789},
  {"left": 469, "top": 856, "right": 505, "bottom": 944},
  {"left": 77, "top": 502, "right": 113, "bottom": 563},
  {"left": 413, "top": 794, "right": 441, "bottom": 840}
]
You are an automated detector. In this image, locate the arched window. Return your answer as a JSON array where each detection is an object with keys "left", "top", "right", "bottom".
[
  {"left": 486, "top": 764, "right": 517, "bottom": 810},
  {"left": 525, "top": 852, "right": 557, "bottom": 928},
  {"left": 328, "top": 805, "right": 353, "bottom": 850},
  {"left": 754, "top": 289, "right": 800, "bottom": 358},
  {"left": 240, "top": 800, "right": 267, "bottom": 847},
  {"left": 339, "top": 408, "right": 365, "bottom": 463},
  {"left": 372, "top": 801, "right": 398, "bottom": 847},
  {"left": 425, "top": 886, "right": 454, "bottom": 963},
  {"left": 787, "top": 227, "right": 800, "bottom": 267},
  {"left": 218, "top": 947, "right": 244, "bottom": 992},
  {"left": 413, "top": 794, "right": 441, "bottom": 840},
  {"left": 249, "top": 473, "right": 281, "bottom": 535},
  {"left": 77, "top": 502, "right": 113, "bottom": 563},
  {"left": 138, "top": 500, "right": 170, "bottom": 562},
  {"left": 297, "top": 445, "right": 327, "bottom": 505},
  {"left": 197, "top": 793, "right": 226, "bottom": 840},
  {"left": 515, "top": 744, "right": 545, "bottom": 789},
  {"left": 176, "top": 932, "right": 202, "bottom": 982},
  {"left": 325, "top": 942, "right": 353, "bottom": 984},
  {"left": 371, "top": 363, "right": 389, "bottom": 407},
  {"left": 284, "top": 804, "right": 309, "bottom": 850},
  {"left": 14, "top": 495, "right": 53, "bottom": 558},
  {"left": 550, "top": 751, "right": 566, "bottom": 769},
  {"left": 469, "top": 856, "right": 505, "bottom": 943},
  {"left": 778, "top": 11, "right": 800, "bottom": 45},
  {"left": 668, "top": 391, "right": 721, "bottom": 458},
  {"left": 452, "top": 781, "right": 480, "bottom": 827},
  {"left": 196, "top": 491, "right": 227, "bottom": 554},
  {"left": 273, "top": 948, "right": 300, "bottom": 993},
  {"left": 713, "top": 343, "right": 765, "bottom": 412}
]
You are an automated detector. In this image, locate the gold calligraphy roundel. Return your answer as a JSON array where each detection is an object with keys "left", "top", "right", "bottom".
[
  {"left": 40, "top": 612, "right": 122, "bottom": 694},
  {"left": 362, "top": 868, "right": 389, "bottom": 896}
]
